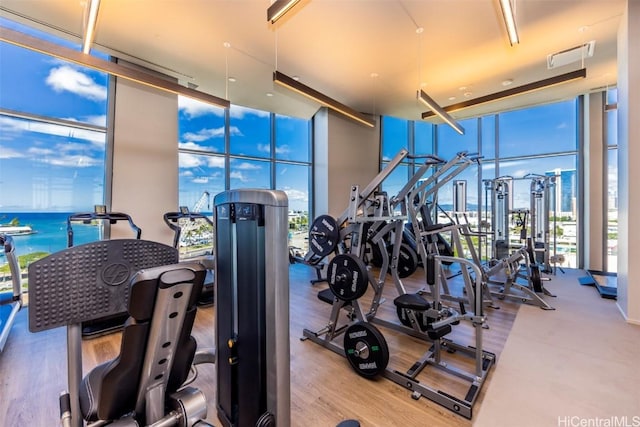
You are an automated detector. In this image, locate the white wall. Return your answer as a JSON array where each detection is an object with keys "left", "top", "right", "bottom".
[
  {"left": 616, "top": 0, "right": 640, "bottom": 324},
  {"left": 313, "top": 107, "right": 380, "bottom": 219},
  {"left": 110, "top": 77, "right": 178, "bottom": 245}
]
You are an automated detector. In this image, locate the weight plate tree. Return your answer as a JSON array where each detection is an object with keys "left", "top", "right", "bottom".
[
  {"left": 343, "top": 322, "right": 389, "bottom": 378},
  {"left": 327, "top": 254, "right": 369, "bottom": 301},
  {"left": 215, "top": 189, "right": 290, "bottom": 427},
  {"left": 309, "top": 215, "right": 339, "bottom": 257}
]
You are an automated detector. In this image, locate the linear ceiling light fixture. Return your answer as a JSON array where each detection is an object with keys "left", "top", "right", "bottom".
[
  {"left": 267, "top": 0, "right": 301, "bottom": 23},
  {"left": 417, "top": 90, "right": 465, "bottom": 135},
  {"left": 273, "top": 70, "right": 375, "bottom": 127},
  {"left": 498, "top": 0, "right": 519, "bottom": 46},
  {"left": 421, "top": 68, "right": 586, "bottom": 119},
  {"left": 82, "top": 0, "right": 101, "bottom": 54},
  {"left": 1, "top": 26, "right": 230, "bottom": 109},
  {"left": 547, "top": 41, "right": 595, "bottom": 69}
]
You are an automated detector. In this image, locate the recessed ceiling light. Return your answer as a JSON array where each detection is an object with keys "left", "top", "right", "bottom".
[
  {"left": 370, "top": 72, "right": 379, "bottom": 78},
  {"left": 458, "top": 86, "right": 467, "bottom": 91},
  {"left": 449, "top": 96, "right": 456, "bottom": 101},
  {"left": 502, "top": 79, "right": 514, "bottom": 86},
  {"left": 228, "top": 77, "right": 236, "bottom": 83},
  {"left": 292, "top": 75, "right": 300, "bottom": 81},
  {"left": 464, "top": 92, "right": 472, "bottom": 97},
  {"left": 223, "top": 41, "right": 231, "bottom": 48},
  {"left": 266, "top": 92, "right": 273, "bottom": 97},
  {"left": 416, "top": 27, "right": 424, "bottom": 34}
]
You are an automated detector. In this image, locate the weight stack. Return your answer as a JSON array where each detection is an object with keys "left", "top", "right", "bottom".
[{"left": 214, "top": 189, "right": 290, "bottom": 427}]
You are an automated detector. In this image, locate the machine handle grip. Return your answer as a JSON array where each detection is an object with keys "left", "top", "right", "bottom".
[{"left": 59, "top": 392, "right": 72, "bottom": 427}]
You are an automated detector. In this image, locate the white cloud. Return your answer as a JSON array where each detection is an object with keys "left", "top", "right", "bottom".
[
  {"left": 84, "top": 115, "right": 107, "bottom": 127},
  {"left": 179, "top": 152, "right": 204, "bottom": 168},
  {"left": 27, "top": 147, "right": 55, "bottom": 156},
  {"left": 0, "top": 145, "right": 24, "bottom": 159},
  {"left": 193, "top": 177, "right": 209, "bottom": 184},
  {"left": 180, "top": 170, "right": 194, "bottom": 177},
  {"left": 55, "top": 142, "right": 94, "bottom": 153},
  {"left": 230, "top": 171, "right": 248, "bottom": 182},
  {"left": 183, "top": 127, "right": 227, "bottom": 142},
  {"left": 257, "top": 143, "right": 270, "bottom": 153},
  {"left": 557, "top": 122, "right": 568, "bottom": 129},
  {"left": 230, "top": 105, "right": 269, "bottom": 119},
  {"left": 46, "top": 65, "right": 107, "bottom": 101},
  {"left": 207, "top": 157, "right": 225, "bottom": 168},
  {"left": 35, "top": 154, "right": 101, "bottom": 168},
  {"left": 282, "top": 188, "right": 308, "bottom": 202},
  {"left": 179, "top": 141, "right": 205, "bottom": 151},
  {"left": 179, "top": 96, "right": 225, "bottom": 119},
  {"left": 276, "top": 144, "right": 291, "bottom": 155},
  {"left": 235, "top": 162, "right": 262, "bottom": 170}
]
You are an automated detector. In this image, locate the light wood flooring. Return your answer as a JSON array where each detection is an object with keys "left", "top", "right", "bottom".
[{"left": 0, "top": 263, "right": 527, "bottom": 426}]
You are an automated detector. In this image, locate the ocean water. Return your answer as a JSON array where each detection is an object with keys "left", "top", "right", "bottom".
[{"left": 0, "top": 212, "right": 100, "bottom": 264}]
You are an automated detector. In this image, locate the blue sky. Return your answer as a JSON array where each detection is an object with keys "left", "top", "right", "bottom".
[
  {"left": 0, "top": 17, "right": 311, "bottom": 213},
  {"left": 380, "top": 100, "right": 581, "bottom": 211}
]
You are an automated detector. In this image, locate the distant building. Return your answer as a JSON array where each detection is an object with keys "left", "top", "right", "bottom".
[{"left": 546, "top": 168, "right": 577, "bottom": 218}]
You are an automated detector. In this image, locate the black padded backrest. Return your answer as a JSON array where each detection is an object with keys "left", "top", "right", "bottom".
[
  {"left": 28, "top": 239, "right": 178, "bottom": 332},
  {"left": 95, "top": 262, "right": 205, "bottom": 421},
  {"left": 132, "top": 263, "right": 206, "bottom": 421}
]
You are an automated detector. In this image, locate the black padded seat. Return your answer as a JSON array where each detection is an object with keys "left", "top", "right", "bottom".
[
  {"left": 393, "top": 293, "right": 431, "bottom": 311},
  {"left": 79, "top": 263, "right": 205, "bottom": 422}
]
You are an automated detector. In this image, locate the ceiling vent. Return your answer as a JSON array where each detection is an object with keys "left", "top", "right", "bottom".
[{"left": 547, "top": 40, "right": 595, "bottom": 69}]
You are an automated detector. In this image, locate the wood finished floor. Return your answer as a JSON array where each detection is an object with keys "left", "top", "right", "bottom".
[{"left": 0, "top": 263, "right": 526, "bottom": 426}]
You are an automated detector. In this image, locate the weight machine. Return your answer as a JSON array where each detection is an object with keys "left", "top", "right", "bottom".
[
  {"left": 401, "top": 152, "right": 497, "bottom": 309},
  {"left": 164, "top": 206, "right": 215, "bottom": 306},
  {"left": 481, "top": 177, "right": 556, "bottom": 309},
  {"left": 214, "top": 189, "right": 290, "bottom": 427},
  {"left": 302, "top": 150, "right": 496, "bottom": 419},
  {"left": 66, "top": 205, "right": 144, "bottom": 336},
  {"left": 28, "top": 239, "right": 216, "bottom": 427},
  {"left": 0, "top": 234, "right": 23, "bottom": 353}
]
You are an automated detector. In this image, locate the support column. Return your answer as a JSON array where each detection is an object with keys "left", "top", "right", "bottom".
[
  {"left": 582, "top": 93, "right": 605, "bottom": 271},
  {"left": 313, "top": 107, "right": 379, "bottom": 218},
  {"left": 616, "top": 0, "right": 640, "bottom": 323}
]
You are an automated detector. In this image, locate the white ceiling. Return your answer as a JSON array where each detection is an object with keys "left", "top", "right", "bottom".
[{"left": 0, "top": 0, "right": 625, "bottom": 124}]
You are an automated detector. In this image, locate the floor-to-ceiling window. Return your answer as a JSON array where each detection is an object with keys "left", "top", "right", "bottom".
[
  {"left": 605, "top": 88, "right": 618, "bottom": 272},
  {"left": 177, "top": 98, "right": 312, "bottom": 252},
  {"left": 495, "top": 101, "right": 578, "bottom": 268},
  {"left": 0, "top": 18, "right": 108, "bottom": 285},
  {"left": 380, "top": 116, "right": 411, "bottom": 203},
  {"left": 380, "top": 98, "right": 579, "bottom": 268}
]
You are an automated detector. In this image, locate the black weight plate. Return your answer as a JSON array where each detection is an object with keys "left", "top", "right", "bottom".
[
  {"left": 526, "top": 238, "right": 536, "bottom": 264},
  {"left": 530, "top": 264, "right": 543, "bottom": 293},
  {"left": 396, "top": 306, "right": 431, "bottom": 331},
  {"left": 368, "top": 241, "right": 383, "bottom": 268},
  {"left": 343, "top": 322, "right": 389, "bottom": 379},
  {"left": 328, "top": 254, "right": 368, "bottom": 301},
  {"left": 394, "top": 243, "right": 419, "bottom": 278},
  {"left": 309, "top": 215, "right": 339, "bottom": 258}
]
